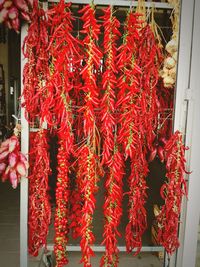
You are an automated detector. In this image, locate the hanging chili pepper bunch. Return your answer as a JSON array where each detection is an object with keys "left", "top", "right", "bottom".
[
  {"left": 0, "top": 134, "right": 28, "bottom": 188},
  {"left": 137, "top": 23, "right": 163, "bottom": 152},
  {"left": 114, "top": 10, "right": 149, "bottom": 255},
  {"left": 22, "top": 0, "right": 49, "bottom": 123},
  {"left": 138, "top": 22, "right": 165, "bottom": 164},
  {"left": 99, "top": 7, "right": 125, "bottom": 267},
  {"left": 46, "top": 0, "right": 81, "bottom": 265},
  {"left": 100, "top": 133, "right": 124, "bottom": 267},
  {"left": 54, "top": 135, "right": 70, "bottom": 267},
  {"left": 28, "top": 129, "right": 51, "bottom": 256},
  {"left": 155, "top": 131, "right": 188, "bottom": 254},
  {"left": 116, "top": 10, "right": 141, "bottom": 158},
  {"left": 45, "top": 0, "right": 80, "bottom": 132},
  {"left": 74, "top": 4, "right": 103, "bottom": 267},
  {"left": 150, "top": 79, "right": 174, "bottom": 163}
]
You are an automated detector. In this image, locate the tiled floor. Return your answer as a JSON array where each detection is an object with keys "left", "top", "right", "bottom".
[{"left": 0, "top": 181, "right": 199, "bottom": 267}]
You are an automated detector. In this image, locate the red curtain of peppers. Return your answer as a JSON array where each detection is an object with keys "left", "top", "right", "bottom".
[{"left": 21, "top": 2, "right": 188, "bottom": 267}]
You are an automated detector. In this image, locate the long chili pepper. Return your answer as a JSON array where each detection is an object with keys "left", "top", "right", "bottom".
[
  {"left": 156, "top": 131, "right": 188, "bottom": 255},
  {"left": 28, "top": 130, "right": 51, "bottom": 257},
  {"left": 22, "top": 0, "right": 48, "bottom": 122}
]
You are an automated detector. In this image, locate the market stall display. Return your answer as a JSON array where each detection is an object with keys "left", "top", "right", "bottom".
[{"left": 0, "top": 1, "right": 189, "bottom": 267}]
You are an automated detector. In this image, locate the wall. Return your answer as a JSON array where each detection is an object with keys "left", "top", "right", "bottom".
[
  {"left": 0, "top": 36, "right": 9, "bottom": 125},
  {"left": 0, "top": 28, "right": 20, "bottom": 127}
]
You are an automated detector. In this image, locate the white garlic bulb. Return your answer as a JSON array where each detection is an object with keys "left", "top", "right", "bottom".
[
  {"left": 163, "top": 76, "right": 175, "bottom": 88},
  {"left": 165, "top": 39, "right": 178, "bottom": 54},
  {"left": 168, "top": 66, "right": 177, "bottom": 79},
  {"left": 164, "top": 57, "right": 176, "bottom": 69}
]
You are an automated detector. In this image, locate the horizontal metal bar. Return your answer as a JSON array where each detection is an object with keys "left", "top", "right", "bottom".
[
  {"left": 47, "top": 245, "right": 164, "bottom": 252},
  {"left": 47, "top": 0, "right": 173, "bottom": 9}
]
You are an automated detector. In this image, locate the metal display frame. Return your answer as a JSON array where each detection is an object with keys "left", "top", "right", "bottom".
[
  {"left": 20, "top": 1, "right": 200, "bottom": 267},
  {"left": 173, "top": 0, "right": 200, "bottom": 267}
]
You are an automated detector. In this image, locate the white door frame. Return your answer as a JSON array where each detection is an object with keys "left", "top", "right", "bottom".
[{"left": 174, "top": 0, "right": 200, "bottom": 266}]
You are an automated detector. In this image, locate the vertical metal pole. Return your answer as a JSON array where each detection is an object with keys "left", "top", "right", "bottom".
[
  {"left": 20, "top": 23, "right": 29, "bottom": 267},
  {"left": 173, "top": 0, "right": 194, "bottom": 133}
]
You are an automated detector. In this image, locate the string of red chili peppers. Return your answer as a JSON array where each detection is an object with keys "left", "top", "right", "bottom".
[
  {"left": 137, "top": 23, "right": 163, "bottom": 152},
  {"left": 76, "top": 4, "right": 102, "bottom": 267},
  {"left": 46, "top": 1, "right": 79, "bottom": 265},
  {"left": 101, "top": 131, "right": 124, "bottom": 267},
  {"left": 22, "top": 0, "right": 48, "bottom": 123},
  {"left": 54, "top": 135, "right": 70, "bottom": 267},
  {"left": 28, "top": 130, "right": 51, "bottom": 257},
  {"left": 44, "top": 0, "right": 80, "bottom": 131},
  {"left": 100, "top": 6, "right": 120, "bottom": 165},
  {"left": 100, "top": 7, "right": 124, "bottom": 267},
  {"left": 156, "top": 131, "right": 188, "bottom": 255},
  {"left": 117, "top": 11, "right": 141, "bottom": 158},
  {"left": 115, "top": 10, "right": 149, "bottom": 255},
  {"left": 148, "top": 79, "right": 175, "bottom": 163}
]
